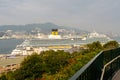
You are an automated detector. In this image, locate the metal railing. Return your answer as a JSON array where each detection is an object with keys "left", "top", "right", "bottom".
[
  {"left": 69, "top": 48, "right": 120, "bottom": 80},
  {"left": 100, "top": 55, "right": 120, "bottom": 80}
]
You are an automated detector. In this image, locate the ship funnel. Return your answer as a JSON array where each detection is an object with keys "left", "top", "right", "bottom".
[{"left": 51, "top": 29, "right": 58, "bottom": 35}]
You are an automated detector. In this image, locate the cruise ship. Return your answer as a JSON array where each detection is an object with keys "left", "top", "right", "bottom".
[
  {"left": 11, "top": 39, "right": 33, "bottom": 55},
  {"left": 11, "top": 30, "right": 111, "bottom": 55}
]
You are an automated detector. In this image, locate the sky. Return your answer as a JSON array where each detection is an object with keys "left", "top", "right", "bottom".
[{"left": 0, "top": 0, "right": 120, "bottom": 33}]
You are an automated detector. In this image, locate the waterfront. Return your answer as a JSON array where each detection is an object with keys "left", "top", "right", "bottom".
[{"left": 0, "top": 37, "right": 120, "bottom": 54}]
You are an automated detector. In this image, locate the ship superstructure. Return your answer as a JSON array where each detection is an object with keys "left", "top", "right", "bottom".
[{"left": 48, "top": 29, "right": 61, "bottom": 39}]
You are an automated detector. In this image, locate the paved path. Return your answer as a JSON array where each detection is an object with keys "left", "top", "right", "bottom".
[{"left": 112, "top": 70, "right": 120, "bottom": 80}]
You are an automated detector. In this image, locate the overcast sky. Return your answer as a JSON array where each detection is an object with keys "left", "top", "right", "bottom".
[{"left": 0, "top": 0, "right": 120, "bottom": 33}]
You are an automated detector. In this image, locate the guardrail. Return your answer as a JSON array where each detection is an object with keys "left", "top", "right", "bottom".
[
  {"left": 69, "top": 48, "right": 120, "bottom": 80},
  {"left": 100, "top": 55, "right": 120, "bottom": 80}
]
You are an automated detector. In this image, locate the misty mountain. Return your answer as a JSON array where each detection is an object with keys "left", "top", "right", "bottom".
[{"left": 0, "top": 23, "right": 88, "bottom": 34}]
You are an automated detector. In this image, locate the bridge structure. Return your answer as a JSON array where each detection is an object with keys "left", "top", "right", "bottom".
[{"left": 69, "top": 47, "right": 120, "bottom": 80}]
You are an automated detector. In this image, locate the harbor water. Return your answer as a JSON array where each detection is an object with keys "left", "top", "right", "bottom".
[{"left": 0, "top": 39, "right": 24, "bottom": 54}]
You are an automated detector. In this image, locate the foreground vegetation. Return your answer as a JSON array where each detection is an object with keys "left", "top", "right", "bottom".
[{"left": 0, "top": 41, "right": 119, "bottom": 80}]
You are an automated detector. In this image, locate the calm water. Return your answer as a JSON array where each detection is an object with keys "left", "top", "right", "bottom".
[
  {"left": 0, "top": 37, "right": 120, "bottom": 54},
  {"left": 0, "top": 39, "right": 24, "bottom": 54}
]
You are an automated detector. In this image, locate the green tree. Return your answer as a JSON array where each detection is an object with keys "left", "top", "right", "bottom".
[
  {"left": 86, "top": 41, "right": 103, "bottom": 52},
  {"left": 40, "top": 50, "right": 70, "bottom": 74},
  {"left": 12, "top": 51, "right": 71, "bottom": 80},
  {"left": 13, "top": 53, "right": 46, "bottom": 80},
  {"left": 103, "top": 41, "right": 119, "bottom": 50},
  {"left": 0, "top": 74, "right": 7, "bottom": 80}
]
